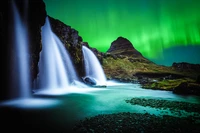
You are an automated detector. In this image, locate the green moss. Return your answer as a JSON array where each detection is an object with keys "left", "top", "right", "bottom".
[
  {"left": 102, "top": 55, "right": 199, "bottom": 91},
  {"left": 103, "top": 56, "right": 182, "bottom": 79},
  {"left": 143, "top": 78, "right": 196, "bottom": 90},
  {"left": 103, "top": 57, "right": 136, "bottom": 79}
]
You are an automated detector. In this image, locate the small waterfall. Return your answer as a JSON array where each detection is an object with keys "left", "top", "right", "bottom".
[
  {"left": 35, "top": 17, "right": 79, "bottom": 90},
  {"left": 82, "top": 46, "right": 107, "bottom": 85},
  {"left": 9, "top": 0, "right": 31, "bottom": 99}
]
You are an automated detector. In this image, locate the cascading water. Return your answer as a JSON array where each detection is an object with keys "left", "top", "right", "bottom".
[
  {"left": 1, "top": 1, "right": 103, "bottom": 108},
  {"left": 82, "top": 46, "right": 107, "bottom": 86},
  {"left": 9, "top": 0, "right": 31, "bottom": 99},
  {"left": 34, "top": 17, "right": 79, "bottom": 90},
  {"left": 0, "top": 1, "right": 62, "bottom": 108}
]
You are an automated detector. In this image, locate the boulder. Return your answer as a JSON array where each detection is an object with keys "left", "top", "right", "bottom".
[{"left": 82, "top": 76, "right": 97, "bottom": 86}]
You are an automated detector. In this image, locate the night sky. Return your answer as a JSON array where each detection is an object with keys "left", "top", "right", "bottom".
[{"left": 43, "top": 0, "right": 200, "bottom": 66}]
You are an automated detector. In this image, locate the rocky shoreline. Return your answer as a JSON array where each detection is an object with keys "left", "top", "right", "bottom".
[
  {"left": 73, "top": 112, "right": 200, "bottom": 133},
  {"left": 125, "top": 97, "right": 200, "bottom": 113},
  {"left": 72, "top": 98, "right": 200, "bottom": 133}
]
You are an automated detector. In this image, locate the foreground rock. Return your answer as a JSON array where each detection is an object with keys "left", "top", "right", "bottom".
[{"left": 73, "top": 112, "right": 200, "bottom": 133}]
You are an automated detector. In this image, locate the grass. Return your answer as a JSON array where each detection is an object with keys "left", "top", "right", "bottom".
[
  {"left": 142, "top": 78, "right": 196, "bottom": 90},
  {"left": 102, "top": 56, "right": 199, "bottom": 91}
]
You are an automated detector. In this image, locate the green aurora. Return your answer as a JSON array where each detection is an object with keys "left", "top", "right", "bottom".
[{"left": 43, "top": 0, "right": 200, "bottom": 65}]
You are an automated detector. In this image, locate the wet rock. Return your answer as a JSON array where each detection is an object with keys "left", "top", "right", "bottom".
[{"left": 82, "top": 76, "right": 97, "bottom": 86}]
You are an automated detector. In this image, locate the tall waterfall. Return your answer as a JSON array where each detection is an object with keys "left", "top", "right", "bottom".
[
  {"left": 35, "top": 17, "right": 79, "bottom": 90},
  {"left": 9, "top": 0, "right": 31, "bottom": 99}
]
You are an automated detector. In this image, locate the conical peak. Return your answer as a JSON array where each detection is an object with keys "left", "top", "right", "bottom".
[{"left": 107, "top": 36, "right": 142, "bottom": 57}]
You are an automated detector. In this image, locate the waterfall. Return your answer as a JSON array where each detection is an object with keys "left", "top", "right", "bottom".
[{"left": 82, "top": 46, "right": 107, "bottom": 86}]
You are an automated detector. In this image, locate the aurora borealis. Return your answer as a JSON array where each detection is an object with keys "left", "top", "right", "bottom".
[{"left": 43, "top": 0, "right": 200, "bottom": 66}]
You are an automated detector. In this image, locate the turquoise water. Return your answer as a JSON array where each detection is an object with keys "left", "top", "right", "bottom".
[{"left": 0, "top": 82, "right": 199, "bottom": 132}]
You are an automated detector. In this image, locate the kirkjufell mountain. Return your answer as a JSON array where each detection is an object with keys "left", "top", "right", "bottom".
[
  {"left": 102, "top": 36, "right": 200, "bottom": 95},
  {"left": 107, "top": 36, "right": 143, "bottom": 57},
  {"left": 105, "top": 36, "right": 153, "bottom": 64}
]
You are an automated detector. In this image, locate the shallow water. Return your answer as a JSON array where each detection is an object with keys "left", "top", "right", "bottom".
[{"left": 0, "top": 82, "right": 199, "bottom": 132}]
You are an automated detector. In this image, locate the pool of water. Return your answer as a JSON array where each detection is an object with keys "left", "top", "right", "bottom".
[{"left": 0, "top": 82, "right": 199, "bottom": 132}]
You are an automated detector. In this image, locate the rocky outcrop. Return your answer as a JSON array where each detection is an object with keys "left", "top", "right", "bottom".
[{"left": 173, "top": 82, "right": 200, "bottom": 96}]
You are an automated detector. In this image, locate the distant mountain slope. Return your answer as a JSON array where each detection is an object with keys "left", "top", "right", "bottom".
[{"left": 102, "top": 36, "right": 200, "bottom": 95}]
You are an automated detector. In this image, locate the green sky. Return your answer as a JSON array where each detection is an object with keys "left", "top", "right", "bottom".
[{"left": 43, "top": 0, "right": 200, "bottom": 65}]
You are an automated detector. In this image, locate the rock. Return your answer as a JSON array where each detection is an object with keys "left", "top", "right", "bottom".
[{"left": 82, "top": 76, "right": 97, "bottom": 86}]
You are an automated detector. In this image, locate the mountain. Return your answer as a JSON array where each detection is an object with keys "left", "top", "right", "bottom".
[
  {"left": 102, "top": 36, "right": 200, "bottom": 95},
  {"left": 107, "top": 37, "right": 142, "bottom": 56},
  {"left": 106, "top": 36, "right": 153, "bottom": 63}
]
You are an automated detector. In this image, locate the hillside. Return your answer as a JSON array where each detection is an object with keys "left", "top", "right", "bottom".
[{"left": 102, "top": 37, "right": 200, "bottom": 95}]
